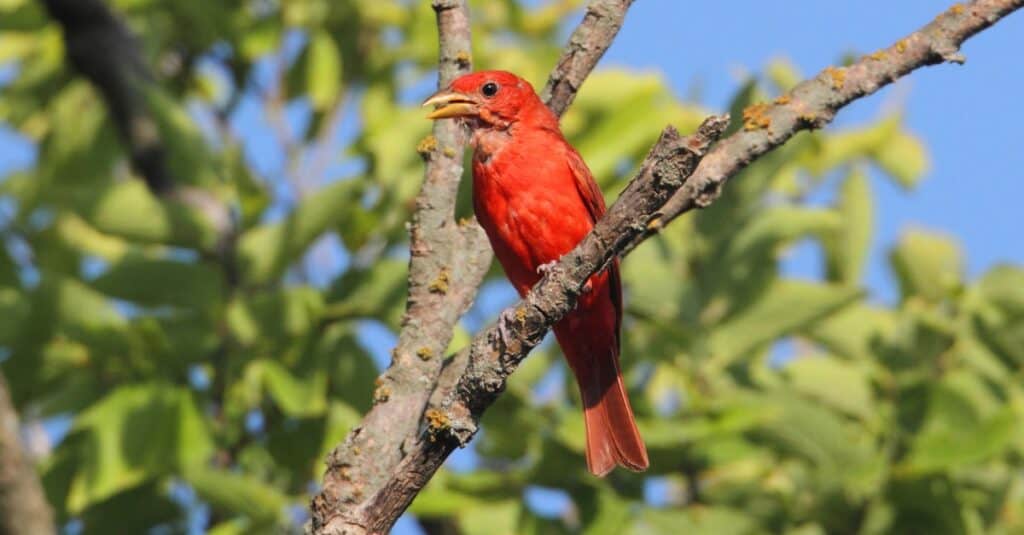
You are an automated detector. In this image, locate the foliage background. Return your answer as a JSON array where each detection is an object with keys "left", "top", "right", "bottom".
[{"left": 1, "top": 1, "right": 1022, "bottom": 534}]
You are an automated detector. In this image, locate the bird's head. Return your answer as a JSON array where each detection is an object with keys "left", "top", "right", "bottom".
[{"left": 422, "top": 70, "right": 547, "bottom": 127}]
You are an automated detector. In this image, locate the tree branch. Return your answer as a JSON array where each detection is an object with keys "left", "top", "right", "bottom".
[
  {"left": 0, "top": 372, "right": 55, "bottom": 535},
  {"left": 318, "top": 0, "right": 1023, "bottom": 532},
  {"left": 310, "top": 1, "right": 492, "bottom": 533},
  {"left": 541, "top": 0, "right": 635, "bottom": 117}
]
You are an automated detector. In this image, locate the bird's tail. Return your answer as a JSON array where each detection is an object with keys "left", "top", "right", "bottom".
[{"left": 558, "top": 329, "right": 649, "bottom": 476}]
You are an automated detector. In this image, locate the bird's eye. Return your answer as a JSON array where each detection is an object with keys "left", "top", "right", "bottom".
[{"left": 481, "top": 82, "right": 499, "bottom": 97}]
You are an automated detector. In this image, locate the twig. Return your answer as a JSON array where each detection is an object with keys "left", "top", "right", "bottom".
[
  {"left": 0, "top": 372, "right": 55, "bottom": 535},
  {"left": 309, "top": 1, "right": 492, "bottom": 533},
  {"left": 541, "top": 0, "right": 635, "bottom": 117}
]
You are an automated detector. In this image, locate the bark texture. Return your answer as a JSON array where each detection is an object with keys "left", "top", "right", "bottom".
[{"left": 0, "top": 373, "right": 55, "bottom": 535}]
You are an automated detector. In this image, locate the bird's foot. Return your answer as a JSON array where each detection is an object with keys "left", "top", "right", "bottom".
[{"left": 536, "top": 259, "right": 559, "bottom": 276}]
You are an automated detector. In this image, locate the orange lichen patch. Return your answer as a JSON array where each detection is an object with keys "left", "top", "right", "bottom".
[
  {"left": 868, "top": 50, "right": 886, "bottom": 61},
  {"left": 742, "top": 102, "right": 772, "bottom": 131},
  {"left": 514, "top": 306, "right": 527, "bottom": 323},
  {"left": 443, "top": 147, "right": 456, "bottom": 158},
  {"left": 416, "top": 134, "right": 437, "bottom": 156},
  {"left": 425, "top": 409, "right": 451, "bottom": 440},
  {"left": 774, "top": 95, "right": 791, "bottom": 105},
  {"left": 646, "top": 217, "right": 663, "bottom": 231},
  {"left": 373, "top": 385, "right": 391, "bottom": 403},
  {"left": 429, "top": 268, "right": 450, "bottom": 294},
  {"left": 455, "top": 50, "right": 471, "bottom": 65},
  {"left": 799, "top": 113, "right": 820, "bottom": 127},
  {"left": 416, "top": 346, "right": 434, "bottom": 361},
  {"left": 896, "top": 39, "right": 908, "bottom": 53},
  {"left": 950, "top": 3, "right": 964, "bottom": 15},
  {"left": 824, "top": 66, "right": 847, "bottom": 89}
]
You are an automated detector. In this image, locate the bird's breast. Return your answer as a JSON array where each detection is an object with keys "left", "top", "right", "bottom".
[{"left": 471, "top": 132, "right": 595, "bottom": 294}]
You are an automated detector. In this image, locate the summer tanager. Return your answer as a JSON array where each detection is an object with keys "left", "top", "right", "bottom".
[{"left": 424, "top": 70, "right": 648, "bottom": 475}]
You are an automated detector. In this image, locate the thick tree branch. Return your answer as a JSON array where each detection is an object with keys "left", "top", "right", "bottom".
[
  {"left": 39, "top": 0, "right": 232, "bottom": 242},
  {"left": 541, "top": 0, "right": 635, "bottom": 117},
  {"left": 0, "top": 372, "right": 55, "bottom": 535},
  {"left": 310, "top": 1, "right": 492, "bottom": 533},
  {"left": 322, "top": 0, "right": 1022, "bottom": 532}
]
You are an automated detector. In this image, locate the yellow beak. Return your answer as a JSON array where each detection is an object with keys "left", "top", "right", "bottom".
[{"left": 422, "top": 90, "right": 479, "bottom": 120}]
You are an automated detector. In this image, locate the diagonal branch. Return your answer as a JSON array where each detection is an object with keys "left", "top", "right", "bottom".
[
  {"left": 0, "top": 372, "right": 55, "bottom": 535},
  {"left": 541, "top": 0, "right": 635, "bottom": 117},
  {"left": 327, "top": 0, "right": 1023, "bottom": 532},
  {"left": 310, "top": 1, "right": 492, "bottom": 533}
]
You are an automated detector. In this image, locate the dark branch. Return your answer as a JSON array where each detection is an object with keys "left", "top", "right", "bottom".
[
  {"left": 41, "top": 0, "right": 171, "bottom": 194},
  {"left": 0, "top": 372, "right": 55, "bottom": 535},
  {"left": 310, "top": 1, "right": 492, "bottom": 533},
  {"left": 39, "top": 0, "right": 232, "bottom": 243},
  {"left": 541, "top": 0, "right": 635, "bottom": 117}
]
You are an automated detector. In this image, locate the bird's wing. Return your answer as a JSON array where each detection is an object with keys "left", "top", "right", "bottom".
[{"left": 564, "top": 146, "right": 622, "bottom": 347}]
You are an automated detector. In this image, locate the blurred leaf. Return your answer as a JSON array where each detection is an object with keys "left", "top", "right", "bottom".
[
  {"left": 890, "top": 229, "right": 962, "bottom": 302},
  {"left": 67, "top": 384, "right": 213, "bottom": 513},
  {"left": 630, "top": 507, "right": 757, "bottom": 535},
  {"left": 823, "top": 168, "right": 873, "bottom": 284},
  {"left": 872, "top": 130, "right": 928, "bottom": 188},
  {"left": 91, "top": 257, "right": 223, "bottom": 309},
  {"left": 184, "top": 467, "right": 288, "bottom": 526},
  {"left": 258, "top": 358, "right": 327, "bottom": 417},
  {"left": 709, "top": 281, "right": 862, "bottom": 363},
  {"left": 785, "top": 356, "right": 875, "bottom": 421},
  {"left": 307, "top": 30, "right": 343, "bottom": 110}
]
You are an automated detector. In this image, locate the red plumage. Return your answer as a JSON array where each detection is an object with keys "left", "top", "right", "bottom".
[{"left": 425, "top": 71, "right": 648, "bottom": 475}]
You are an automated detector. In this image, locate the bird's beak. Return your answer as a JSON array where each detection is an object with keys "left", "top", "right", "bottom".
[{"left": 422, "top": 90, "right": 479, "bottom": 120}]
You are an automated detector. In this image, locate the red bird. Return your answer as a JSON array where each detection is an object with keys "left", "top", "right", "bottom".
[{"left": 424, "top": 71, "right": 648, "bottom": 475}]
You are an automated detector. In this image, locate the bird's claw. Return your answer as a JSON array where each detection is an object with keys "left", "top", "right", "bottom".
[{"left": 537, "top": 259, "right": 558, "bottom": 276}]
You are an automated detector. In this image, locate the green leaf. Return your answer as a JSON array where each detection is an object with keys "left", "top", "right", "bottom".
[
  {"left": 785, "top": 356, "right": 875, "bottom": 421},
  {"left": 708, "top": 280, "right": 862, "bottom": 364},
  {"left": 184, "top": 467, "right": 288, "bottom": 526},
  {"left": 806, "top": 303, "right": 895, "bottom": 360},
  {"left": 631, "top": 507, "right": 757, "bottom": 535},
  {"left": 307, "top": 30, "right": 343, "bottom": 110},
  {"left": 872, "top": 130, "right": 928, "bottom": 188},
  {"left": 890, "top": 229, "right": 962, "bottom": 302},
  {"left": 91, "top": 258, "right": 223, "bottom": 309},
  {"left": 86, "top": 181, "right": 218, "bottom": 250},
  {"left": 724, "top": 206, "right": 841, "bottom": 262},
  {"left": 903, "top": 378, "right": 1016, "bottom": 474},
  {"left": 67, "top": 384, "right": 213, "bottom": 513},
  {"left": 458, "top": 500, "right": 521, "bottom": 535},
  {"left": 258, "top": 359, "right": 327, "bottom": 417},
  {"left": 823, "top": 168, "right": 873, "bottom": 284}
]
